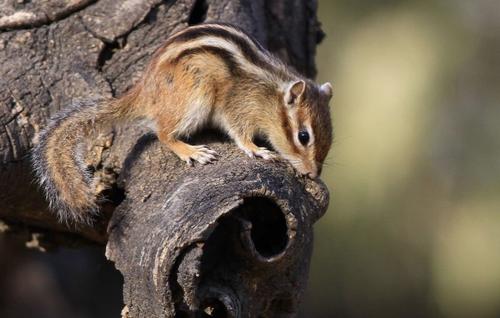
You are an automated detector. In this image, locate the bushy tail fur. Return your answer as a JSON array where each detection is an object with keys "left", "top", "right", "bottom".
[{"left": 31, "top": 98, "right": 129, "bottom": 224}]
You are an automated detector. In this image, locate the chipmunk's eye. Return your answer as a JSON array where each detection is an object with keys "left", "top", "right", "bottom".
[{"left": 298, "top": 130, "right": 310, "bottom": 145}]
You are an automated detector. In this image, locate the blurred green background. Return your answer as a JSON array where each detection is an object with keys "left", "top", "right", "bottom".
[{"left": 302, "top": 0, "right": 500, "bottom": 317}]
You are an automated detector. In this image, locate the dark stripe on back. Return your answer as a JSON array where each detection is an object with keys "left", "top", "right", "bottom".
[
  {"left": 167, "top": 24, "right": 289, "bottom": 79},
  {"left": 211, "top": 23, "right": 302, "bottom": 79},
  {"left": 205, "top": 22, "right": 268, "bottom": 53},
  {"left": 172, "top": 45, "right": 243, "bottom": 77}
]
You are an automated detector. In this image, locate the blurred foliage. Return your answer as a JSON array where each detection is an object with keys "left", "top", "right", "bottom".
[{"left": 303, "top": 0, "right": 500, "bottom": 317}]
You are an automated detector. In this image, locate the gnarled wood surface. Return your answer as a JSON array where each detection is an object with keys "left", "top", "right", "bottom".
[{"left": 0, "top": 0, "right": 328, "bottom": 316}]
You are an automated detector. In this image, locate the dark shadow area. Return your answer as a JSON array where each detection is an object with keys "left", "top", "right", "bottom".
[
  {"left": 97, "top": 40, "right": 121, "bottom": 71},
  {"left": 121, "top": 133, "right": 158, "bottom": 179},
  {"left": 0, "top": 236, "right": 123, "bottom": 318},
  {"left": 188, "top": 0, "right": 208, "bottom": 25}
]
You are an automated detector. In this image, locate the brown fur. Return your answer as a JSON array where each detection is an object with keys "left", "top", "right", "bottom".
[{"left": 32, "top": 23, "right": 333, "bottom": 224}]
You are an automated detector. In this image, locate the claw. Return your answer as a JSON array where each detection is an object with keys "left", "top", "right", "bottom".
[
  {"left": 243, "top": 149, "right": 254, "bottom": 158},
  {"left": 254, "top": 147, "right": 276, "bottom": 160},
  {"left": 241, "top": 146, "right": 276, "bottom": 161},
  {"left": 189, "top": 145, "right": 218, "bottom": 165}
]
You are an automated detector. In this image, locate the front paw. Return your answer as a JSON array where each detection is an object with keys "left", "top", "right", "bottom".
[
  {"left": 242, "top": 146, "right": 276, "bottom": 161},
  {"left": 182, "top": 145, "right": 217, "bottom": 166}
]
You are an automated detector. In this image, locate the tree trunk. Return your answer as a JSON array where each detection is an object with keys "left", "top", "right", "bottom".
[{"left": 0, "top": 0, "right": 328, "bottom": 316}]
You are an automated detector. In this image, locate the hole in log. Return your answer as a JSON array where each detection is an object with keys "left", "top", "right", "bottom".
[
  {"left": 200, "top": 298, "right": 228, "bottom": 317},
  {"left": 197, "top": 287, "right": 239, "bottom": 318},
  {"left": 190, "top": 197, "right": 291, "bottom": 315},
  {"left": 188, "top": 0, "right": 208, "bottom": 25},
  {"left": 237, "top": 197, "right": 289, "bottom": 261}
]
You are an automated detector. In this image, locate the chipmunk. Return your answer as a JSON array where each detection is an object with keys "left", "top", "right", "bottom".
[{"left": 32, "top": 22, "right": 333, "bottom": 224}]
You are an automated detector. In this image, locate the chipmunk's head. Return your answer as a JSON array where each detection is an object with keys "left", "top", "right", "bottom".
[{"left": 278, "top": 80, "right": 333, "bottom": 178}]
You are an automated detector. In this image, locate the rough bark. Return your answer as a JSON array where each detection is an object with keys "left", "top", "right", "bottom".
[{"left": 0, "top": 0, "right": 327, "bottom": 316}]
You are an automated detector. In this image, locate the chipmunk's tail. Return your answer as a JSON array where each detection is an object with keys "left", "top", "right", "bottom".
[{"left": 31, "top": 98, "right": 135, "bottom": 224}]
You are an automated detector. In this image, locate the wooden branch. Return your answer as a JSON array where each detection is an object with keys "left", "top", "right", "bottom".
[
  {"left": 107, "top": 136, "right": 329, "bottom": 316},
  {"left": 0, "top": 0, "right": 328, "bottom": 316}
]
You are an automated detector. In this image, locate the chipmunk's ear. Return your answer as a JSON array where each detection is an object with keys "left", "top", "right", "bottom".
[
  {"left": 284, "top": 80, "right": 306, "bottom": 106},
  {"left": 320, "top": 82, "right": 333, "bottom": 100}
]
